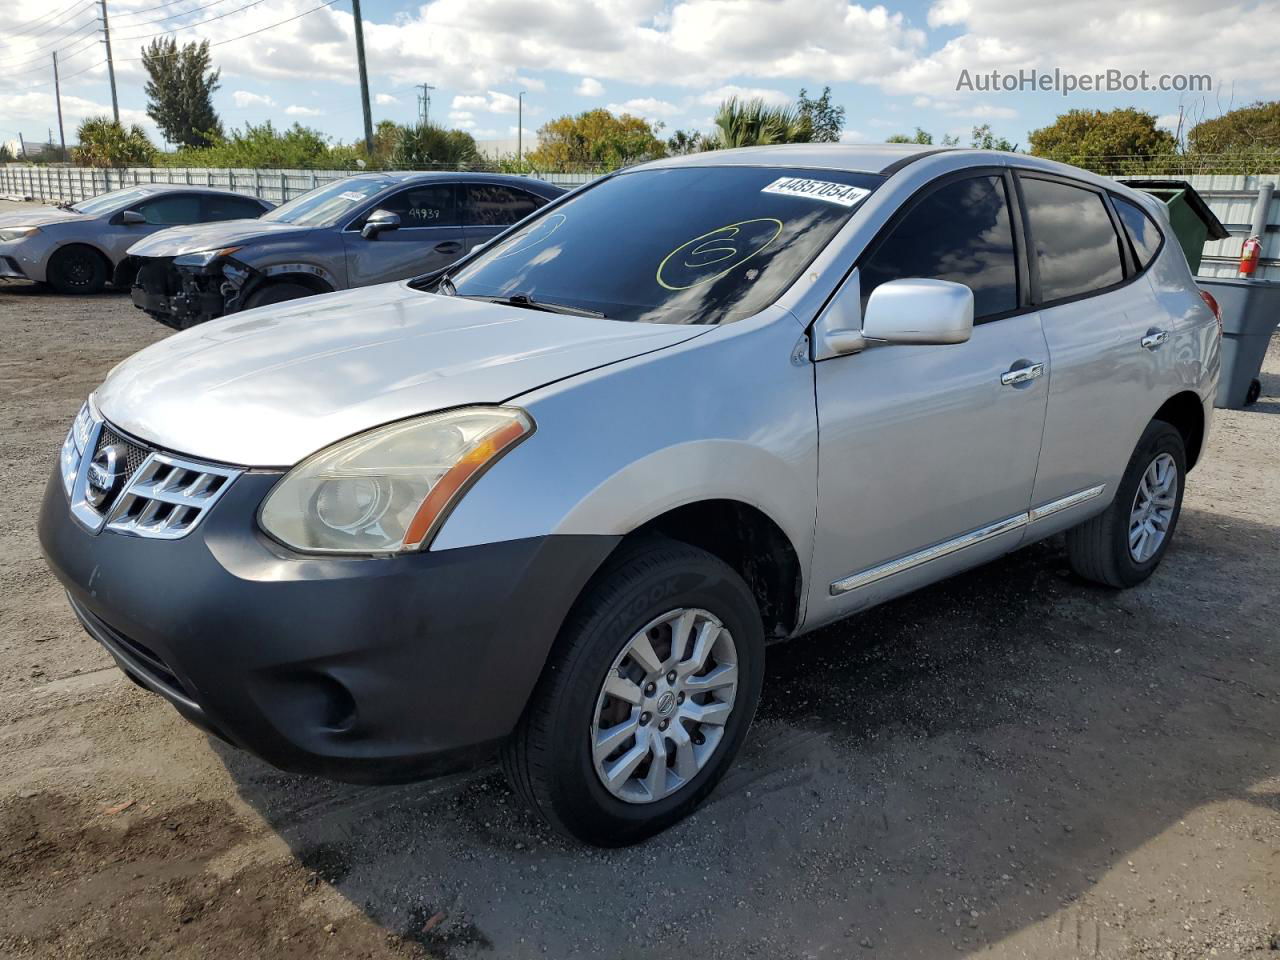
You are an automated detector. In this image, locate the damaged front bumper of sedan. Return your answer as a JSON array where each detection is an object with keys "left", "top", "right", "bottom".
[{"left": 126, "top": 250, "right": 252, "bottom": 329}]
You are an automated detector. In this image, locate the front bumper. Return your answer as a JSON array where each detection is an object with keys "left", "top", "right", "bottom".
[
  {"left": 38, "top": 466, "right": 618, "bottom": 783},
  {"left": 0, "top": 254, "right": 28, "bottom": 279},
  {"left": 131, "top": 256, "right": 230, "bottom": 328}
]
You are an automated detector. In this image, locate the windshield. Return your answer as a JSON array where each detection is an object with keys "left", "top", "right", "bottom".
[
  {"left": 261, "top": 177, "right": 388, "bottom": 227},
  {"left": 445, "top": 166, "right": 881, "bottom": 325},
  {"left": 72, "top": 187, "right": 153, "bottom": 215}
]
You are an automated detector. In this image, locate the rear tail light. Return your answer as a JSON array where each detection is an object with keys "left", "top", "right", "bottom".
[{"left": 1198, "top": 288, "right": 1222, "bottom": 337}]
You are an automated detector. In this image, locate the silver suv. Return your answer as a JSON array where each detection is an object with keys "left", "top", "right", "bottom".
[{"left": 39, "top": 145, "right": 1220, "bottom": 846}]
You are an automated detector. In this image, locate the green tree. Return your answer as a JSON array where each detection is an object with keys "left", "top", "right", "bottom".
[
  {"left": 161, "top": 121, "right": 333, "bottom": 168},
  {"left": 0, "top": 143, "right": 14, "bottom": 164},
  {"left": 72, "top": 117, "right": 156, "bottom": 167},
  {"left": 1028, "top": 108, "right": 1175, "bottom": 174},
  {"left": 390, "top": 123, "right": 480, "bottom": 168},
  {"left": 797, "top": 86, "right": 845, "bottom": 142},
  {"left": 141, "top": 38, "right": 222, "bottom": 148},
  {"left": 526, "top": 109, "right": 665, "bottom": 171},
  {"left": 707, "top": 97, "right": 812, "bottom": 149},
  {"left": 886, "top": 127, "right": 934, "bottom": 144},
  {"left": 666, "top": 129, "right": 705, "bottom": 155},
  {"left": 1187, "top": 101, "right": 1280, "bottom": 154},
  {"left": 970, "top": 123, "right": 1016, "bottom": 151}
]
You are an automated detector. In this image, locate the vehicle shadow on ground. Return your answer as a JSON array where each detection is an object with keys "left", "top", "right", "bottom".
[
  {"left": 213, "top": 504, "right": 1279, "bottom": 958},
  {"left": 0, "top": 281, "right": 127, "bottom": 297}
]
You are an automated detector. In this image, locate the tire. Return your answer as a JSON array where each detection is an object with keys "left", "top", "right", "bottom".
[
  {"left": 1245, "top": 378, "right": 1262, "bottom": 406},
  {"left": 501, "top": 537, "right": 765, "bottom": 846},
  {"left": 1066, "top": 420, "right": 1186, "bottom": 588},
  {"left": 242, "top": 281, "right": 315, "bottom": 311},
  {"left": 47, "top": 245, "right": 108, "bottom": 294}
]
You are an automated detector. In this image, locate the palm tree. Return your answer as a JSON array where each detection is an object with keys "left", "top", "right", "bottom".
[
  {"left": 707, "top": 97, "right": 813, "bottom": 149},
  {"left": 72, "top": 117, "right": 156, "bottom": 168},
  {"left": 390, "top": 123, "right": 481, "bottom": 169}
]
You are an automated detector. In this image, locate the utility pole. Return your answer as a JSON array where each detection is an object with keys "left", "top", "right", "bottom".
[
  {"left": 349, "top": 0, "right": 374, "bottom": 155},
  {"left": 517, "top": 90, "right": 526, "bottom": 160},
  {"left": 416, "top": 83, "right": 435, "bottom": 126},
  {"left": 99, "top": 0, "right": 119, "bottom": 124},
  {"left": 53, "top": 52, "right": 67, "bottom": 160}
]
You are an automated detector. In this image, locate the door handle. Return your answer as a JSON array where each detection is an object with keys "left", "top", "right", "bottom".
[
  {"left": 1141, "top": 329, "right": 1170, "bottom": 350},
  {"left": 1001, "top": 362, "right": 1044, "bottom": 386},
  {"left": 434, "top": 241, "right": 462, "bottom": 254}
]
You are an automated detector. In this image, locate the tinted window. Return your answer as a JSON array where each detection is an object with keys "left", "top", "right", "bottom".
[
  {"left": 72, "top": 186, "right": 151, "bottom": 215},
  {"left": 447, "top": 166, "right": 882, "bottom": 325},
  {"left": 860, "top": 175, "right": 1017, "bottom": 319},
  {"left": 1021, "top": 177, "right": 1125, "bottom": 302},
  {"left": 134, "top": 193, "right": 201, "bottom": 225},
  {"left": 365, "top": 184, "right": 458, "bottom": 228},
  {"left": 202, "top": 194, "right": 268, "bottom": 222},
  {"left": 1111, "top": 195, "right": 1163, "bottom": 268},
  {"left": 463, "top": 184, "right": 546, "bottom": 226}
]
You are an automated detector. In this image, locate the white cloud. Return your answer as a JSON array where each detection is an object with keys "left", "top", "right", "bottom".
[
  {"left": 696, "top": 85, "right": 792, "bottom": 107},
  {"left": 575, "top": 77, "right": 605, "bottom": 96},
  {"left": 374, "top": 93, "right": 399, "bottom": 105},
  {"left": 450, "top": 90, "right": 523, "bottom": 114},
  {"left": 607, "top": 97, "right": 681, "bottom": 118},
  {"left": 285, "top": 105, "right": 323, "bottom": 116},
  {"left": 515, "top": 75, "right": 546, "bottom": 92},
  {"left": 839, "top": 129, "right": 867, "bottom": 142},
  {"left": 912, "top": 95, "right": 1016, "bottom": 119},
  {"left": 232, "top": 90, "right": 275, "bottom": 108},
  {"left": 448, "top": 110, "right": 477, "bottom": 128}
]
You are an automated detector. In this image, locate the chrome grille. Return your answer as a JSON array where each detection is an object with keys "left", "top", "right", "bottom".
[{"left": 66, "top": 402, "right": 242, "bottom": 540}]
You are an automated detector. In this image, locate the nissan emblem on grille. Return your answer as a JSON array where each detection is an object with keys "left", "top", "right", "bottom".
[
  {"left": 85, "top": 443, "right": 128, "bottom": 510},
  {"left": 68, "top": 408, "right": 242, "bottom": 540}
]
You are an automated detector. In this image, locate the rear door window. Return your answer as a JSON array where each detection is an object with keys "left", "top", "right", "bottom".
[
  {"left": 1111, "top": 195, "right": 1164, "bottom": 269},
  {"left": 462, "top": 184, "right": 547, "bottom": 226},
  {"left": 1020, "top": 176, "right": 1125, "bottom": 302},
  {"left": 201, "top": 194, "right": 268, "bottom": 222},
  {"left": 859, "top": 174, "right": 1018, "bottom": 320},
  {"left": 133, "top": 193, "right": 202, "bottom": 225}
]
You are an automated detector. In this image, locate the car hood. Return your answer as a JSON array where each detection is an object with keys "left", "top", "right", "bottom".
[
  {"left": 0, "top": 206, "right": 86, "bottom": 228},
  {"left": 126, "top": 218, "right": 312, "bottom": 257},
  {"left": 95, "top": 282, "right": 708, "bottom": 466}
]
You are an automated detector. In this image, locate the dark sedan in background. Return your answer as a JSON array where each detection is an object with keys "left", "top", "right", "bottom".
[{"left": 124, "top": 172, "right": 565, "bottom": 328}]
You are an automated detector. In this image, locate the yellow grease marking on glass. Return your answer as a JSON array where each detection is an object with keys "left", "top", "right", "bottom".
[
  {"left": 490, "top": 213, "right": 567, "bottom": 261},
  {"left": 656, "top": 218, "right": 784, "bottom": 291}
]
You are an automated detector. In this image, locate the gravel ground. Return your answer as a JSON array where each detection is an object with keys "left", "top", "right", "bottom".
[{"left": 1, "top": 215, "right": 1277, "bottom": 958}]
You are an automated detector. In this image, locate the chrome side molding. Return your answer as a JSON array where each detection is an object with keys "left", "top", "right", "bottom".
[
  {"left": 1027, "top": 483, "right": 1105, "bottom": 523},
  {"left": 829, "top": 484, "right": 1106, "bottom": 596}
]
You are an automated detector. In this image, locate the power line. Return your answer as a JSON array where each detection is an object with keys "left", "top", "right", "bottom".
[
  {"left": 115, "top": 0, "right": 341, "bottom": 59},
  {"left": 6, "top": 0, "right": 95, "bottom": 39},
  {"left": 0, "top": 21, "right": 101, "bottom": 68},
  {"left": 115, "top": 0, "right": 242, "bottom": 32},
  {"left": 113, "top": 0, "right": 217, "bottom": 19},
  {"left": 111, "top": 0, "right": 270, "bottom": 42}
]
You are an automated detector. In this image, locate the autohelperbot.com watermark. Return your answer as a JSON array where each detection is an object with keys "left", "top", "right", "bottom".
[{"left": 956, "top": 68, "right": 1212, "bottom": 97}]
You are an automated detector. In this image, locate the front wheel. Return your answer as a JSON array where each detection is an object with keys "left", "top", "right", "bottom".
[
  {"left": 242, "top": 281, "right": 315, "bottom": 311},
  {"left": 47, "top": 245, "right": 108, "bottom": 294},
  {"left": 1066, "top": 420, "right": 1186, "bottom": 588},
  {"left": 501, "top": 538, "right": 764, "bottom": 846}
]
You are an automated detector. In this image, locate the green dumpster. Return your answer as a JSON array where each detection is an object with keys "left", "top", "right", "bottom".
[{"left": 1118, "top": 179, "right": 1230, "bottom": 274}]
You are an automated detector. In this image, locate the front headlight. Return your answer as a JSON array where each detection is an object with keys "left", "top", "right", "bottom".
[
  {"left": 259, "top": 406, "right": 533, "bottom": 554},
  {"left": 0, "top": 226, "right": 39, "bottom": 242},
  {"left": 172, "top": 246, "right": 240, "bottom": 268}
]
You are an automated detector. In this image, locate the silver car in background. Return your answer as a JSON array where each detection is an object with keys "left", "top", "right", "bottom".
[
  {"left": 124, "top": 171, "right": 565, "bottom": 328},
  {"left": 0, "top": 185, "right": 272, "bottom": 293},
  {"left": 39, "top": 145, "right": 1220, "bottom": 846}
]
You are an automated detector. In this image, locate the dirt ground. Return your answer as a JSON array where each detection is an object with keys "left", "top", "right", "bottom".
[{"left": 1, "top": 217, "right": 1277, "bottom": 958}]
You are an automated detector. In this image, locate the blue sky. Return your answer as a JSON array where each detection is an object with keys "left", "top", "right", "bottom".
[{"left": 3, "top": 0, "right": 1275, "bottom": 152}]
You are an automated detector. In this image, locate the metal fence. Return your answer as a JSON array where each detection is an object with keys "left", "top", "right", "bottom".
[
  {"left": 0, "top": 165, "right": 598, "bottom": 206},
  {"left": 1119, "top": 174, "right": 1280, "bottom": 281}
]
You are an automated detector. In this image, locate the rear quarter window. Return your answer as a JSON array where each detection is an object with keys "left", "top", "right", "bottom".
[{"left": 1111, "top": 195, "right": 1164, "bottom": 269}]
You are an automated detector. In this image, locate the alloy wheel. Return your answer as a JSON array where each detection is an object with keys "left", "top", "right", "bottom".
[
  {"left": 590, "top": 608, "right": 739, "bottom": 804},
  {"left": 1128, "top": 452, "right": 1178, "bottom": 563}
]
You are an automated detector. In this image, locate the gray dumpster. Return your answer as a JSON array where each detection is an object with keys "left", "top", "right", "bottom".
[{"left": 1198, "top": 277, "right": 1280, "bottom": 408}]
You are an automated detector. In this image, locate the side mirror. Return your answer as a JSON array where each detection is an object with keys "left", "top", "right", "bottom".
[
  {"left": 120, "top": 210, "right": 146, "bottom": 225},
  {"left": 862, "top": 278, "right": 974, "bottom": 345},
  {"left": 361, "top": 209, "right": 400, "bottom": 240},
  {"left": 815, "top": 273, "right": 974, "bottom": 358}
]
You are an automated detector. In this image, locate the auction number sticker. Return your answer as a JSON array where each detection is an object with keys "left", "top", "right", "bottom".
[{"left": 761, "top": 177, "right": 870, "bottom": 207}]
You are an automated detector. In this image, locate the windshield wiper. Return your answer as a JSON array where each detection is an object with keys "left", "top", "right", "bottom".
[{"left": 462, "top": 292, "right": 606, "bottom": 319}]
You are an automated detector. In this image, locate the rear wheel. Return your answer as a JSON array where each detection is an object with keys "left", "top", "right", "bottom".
[
  {"left": 1066, "top": 420, "right": 1186, "bottom": 588},
  {"left": 501, "top": 538, "right": 764, "bottom": 846},
  {"left": 47, "top": 245, "right": 108, "bottom": 294},
  {"left": 242, "top": 281, "right": 315, "bottom": 311}
]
